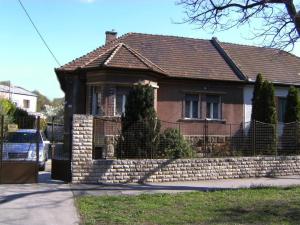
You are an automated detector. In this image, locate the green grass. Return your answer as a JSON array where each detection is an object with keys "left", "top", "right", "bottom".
[{"left": 76, "top": 186, "right": 300, "bottom": 225}]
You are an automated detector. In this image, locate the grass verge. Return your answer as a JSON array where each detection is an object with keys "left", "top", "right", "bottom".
[{"left": 76, "top": 186, "right": 300, "bottom": 225}]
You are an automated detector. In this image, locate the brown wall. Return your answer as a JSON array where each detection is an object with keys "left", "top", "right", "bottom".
[
  {"left": 80, "top": 69, "right": 244, "bottom": 126},
  {"left": 157, "top": 78, "right": 244, "bottom": 126}
]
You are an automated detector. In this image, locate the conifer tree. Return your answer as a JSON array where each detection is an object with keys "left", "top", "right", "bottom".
[
  {"left": 282, "top": 86, "right": 300, "bottom": 154},
  {"left": 116, "top": 84, "right": 160, "bottom": 158},
  {"left": 284, "top": 86, "right": 300, "bottom": 123},
  {"left": 256, "top": 80, "right": 277, "bottom": 154},
  {"left": 260, "top": 80, "right": 277, "bottom": 124},
  {"left": 251, "top": 73, "right": 263, "bottom": 122}
]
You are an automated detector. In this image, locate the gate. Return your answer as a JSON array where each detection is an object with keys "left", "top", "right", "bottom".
[
  {"left": 48, "top": 118, "right": 71, "bottom": 182},
  {"left": 0, "top": 115, "right": 41, "bottom": 184}
]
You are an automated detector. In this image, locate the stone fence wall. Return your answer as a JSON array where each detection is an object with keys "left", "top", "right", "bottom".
[{"left": 72, "top": 115, "right": 300, "bottom": 184}]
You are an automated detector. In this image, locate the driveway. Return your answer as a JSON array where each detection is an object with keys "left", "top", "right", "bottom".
[{"left": 0, "top": 172, "right": 79, "bottom": 225}]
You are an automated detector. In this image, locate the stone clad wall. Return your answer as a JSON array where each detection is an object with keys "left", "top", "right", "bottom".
[{"left": 72, "top": 115, "right": 300, "bottom": 184}]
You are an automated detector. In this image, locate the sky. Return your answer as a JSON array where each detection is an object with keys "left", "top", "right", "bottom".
[{"left": 1, "top": 0, "right": 299, "bottom": 100}]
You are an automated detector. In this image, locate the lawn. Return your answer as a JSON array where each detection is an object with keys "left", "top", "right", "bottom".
[{"left": 76, "top": 187, "right": 300, "bottom": 225}]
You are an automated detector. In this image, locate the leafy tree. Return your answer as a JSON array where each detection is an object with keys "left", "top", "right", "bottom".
[
  {"left": 116, "top": 84, "right": 160, "bottom": 158},
  {"left": 32, "top": 90, "right": 51, "bottom": 112},
  {"left": 178, "top": 0, "right": 300, "bottom": 49},
  {"left": 282, "top": 86, "right": 300, "bottom": 154},
  {"left": 0, "top": 98, "right": 16, "bottom": 115},
  {"left": 159, "top": 128, "right": 195, "bottom": 158},
  {"left": 51, "top": 97, "right": 64, "bottom": 107},
  {"left": 0, "top": 98, "right": 16, "bottom": 129},
  {"left": 0, "top": 81, "right": 11, "bottom": 86}
]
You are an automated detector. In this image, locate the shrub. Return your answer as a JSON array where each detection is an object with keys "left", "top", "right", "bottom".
[{"left": 159, "top": 128, "right": 196, "bottom": 158}]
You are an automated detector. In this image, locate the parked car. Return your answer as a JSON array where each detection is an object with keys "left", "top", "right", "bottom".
[{"left": 3, "top": 129, "right": 50, "bottom": 170}]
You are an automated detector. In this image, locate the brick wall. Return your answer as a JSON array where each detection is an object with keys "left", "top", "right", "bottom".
[{"left": 72, "top": 115, "right": 300, "bottom": 184}]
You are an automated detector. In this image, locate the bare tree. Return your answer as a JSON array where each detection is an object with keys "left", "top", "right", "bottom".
[{"left": 177, "top": 0, "right": 300, "bottom": 50}]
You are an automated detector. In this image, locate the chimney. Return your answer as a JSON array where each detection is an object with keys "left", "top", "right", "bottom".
[{"left": 105, "top": 30, "right": 117, "bottom": 44}]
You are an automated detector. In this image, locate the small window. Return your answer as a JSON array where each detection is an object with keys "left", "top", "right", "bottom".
[
  {"left": 23, "top": 99, "right": 30, "bottom": 109},
  {"left": 185, "top": 94, "right": 199, "bottom": 119},
  {"left": 278, "top": 97, "right": 286, "bottom": 122},
  {"left": 90, "top": 86, "right": 103, "bottom": 116},
  {"left": 206, "top": 95, "right": 221, "bottom": 119},
  {"left": 115, "top": 87, "right": 129, "bottom": 116},
  {"left": 116, "top": 93, "right": 127, "bottom": 116}
]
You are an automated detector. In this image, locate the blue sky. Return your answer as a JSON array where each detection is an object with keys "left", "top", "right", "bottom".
[{"left": 1, "top": 0, "right": 299, "bottom": 99}]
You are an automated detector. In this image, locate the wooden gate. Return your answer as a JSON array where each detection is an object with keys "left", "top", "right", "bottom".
[{"left": 0, "top": 116, "right": 40, "bottom": 184}]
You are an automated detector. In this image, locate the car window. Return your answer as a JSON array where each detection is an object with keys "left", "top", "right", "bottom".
[{"left": 6, "top": 132, "right": 42, "bottom": 143}]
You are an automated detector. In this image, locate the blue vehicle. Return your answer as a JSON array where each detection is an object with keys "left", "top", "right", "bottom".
[{"left": 3, "top": 129, "right": 50, "bottom": 170}]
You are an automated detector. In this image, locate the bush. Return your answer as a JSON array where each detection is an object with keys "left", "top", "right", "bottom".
[{"left": 159, "top": 128, "right": 196, "bottom": 158}]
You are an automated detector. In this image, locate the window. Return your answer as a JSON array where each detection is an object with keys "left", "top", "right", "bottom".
[
  {"left": 89, "top": 86, "right": 103, "bottom": 116},
  {"left": 185, "top": 94, "right": 199, "bottom": 119},
  {"left": 116, "top": 93, "right": 126, "bottom": 116},
  {"left": 23, "top": 99, "right": 30, "bottom": 109},
  {"left": 115, "top": 87, "right": 129, "bottom": 116},
  {"left": 206, "top": 95, "right": 221, "bottom": 119},
  {"left": 278, "top": 97, "right": 286, "bottom": 122}
]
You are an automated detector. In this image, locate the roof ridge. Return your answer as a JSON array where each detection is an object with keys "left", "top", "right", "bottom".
[
  {"left": 84, "top": 43, "right": 120, "bottom": 68},
  {"left": 121, "top": 43, "right": 168, "bottom": 74},
  {"left": 104, "top": 43, "right": 124, "bottom": 66},
  {"left": 211, "top": 38, "right": 248, "bottom": 81}
]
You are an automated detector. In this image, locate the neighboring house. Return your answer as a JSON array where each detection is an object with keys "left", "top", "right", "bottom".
[
  {"left": 0, "top": 84, "right": 37, "bottom": 113},
  {"left": 55, "top": 31, "right": 300, "bottom": 139}
]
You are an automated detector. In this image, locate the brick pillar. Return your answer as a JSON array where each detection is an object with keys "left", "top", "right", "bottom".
[{"left": 72, "top": 115, "right": 94, "bottom": 183}]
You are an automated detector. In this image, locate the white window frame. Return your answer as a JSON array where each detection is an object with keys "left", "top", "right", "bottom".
[
  {"left": 206, "top": 95, "right": 221, "bottom": 120},
  {"left": 115, "top": 93, "right": 127, "bottom": 116},
  {"left": 90, "top": 86, "right": 103, "bottom": 116},
  {"left": 23, "top": 99, "right": 30, "bottom": 109},
  {"left": 184, "top": 94, "right": 200, "bottom": 119}
]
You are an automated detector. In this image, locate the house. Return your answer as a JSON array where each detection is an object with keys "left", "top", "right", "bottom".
[
  {"left": 55, "top": 31, "right": 300, "bottom": 155},
  {"left": 0, "top": 84, "right": 37, "bottom": 113}
]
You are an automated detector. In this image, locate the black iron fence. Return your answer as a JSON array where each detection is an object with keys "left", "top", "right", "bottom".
[
  {"left": 45, "top": 118, "right": 65, "bottom": 160},
  {"left": 93, "top": 117, "right": 300, "bottom": 159}
]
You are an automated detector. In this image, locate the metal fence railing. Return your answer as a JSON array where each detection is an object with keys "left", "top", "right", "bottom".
[
  {"left": 45, "top": 118, "right": 65, "bottom": 160},
  {"left": 93, "top": 117, "right": 300, "bottom": 159}
]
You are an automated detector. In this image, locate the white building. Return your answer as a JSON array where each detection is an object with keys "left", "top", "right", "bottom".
[{"left": 0, "top": 84, "right": 37, "bottom": 113}]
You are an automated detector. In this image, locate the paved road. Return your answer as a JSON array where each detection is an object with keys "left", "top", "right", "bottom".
[{"left": 0, "top": 172, "right": 79, "bottom": 225}]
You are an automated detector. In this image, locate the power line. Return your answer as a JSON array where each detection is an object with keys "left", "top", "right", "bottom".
[{"left": 17, "top": 0, "right": 61, "bottom": 66}]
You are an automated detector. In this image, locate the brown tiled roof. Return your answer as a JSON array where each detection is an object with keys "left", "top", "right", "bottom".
[
  {"left": 57, "top": 32, "right": 300, "bottom": 84},
  {"left": 57, "top": 33, "right": 240, "bottom": 81},
  {"left": 221, "top": 42, "right": 300, "bottom": 84}
]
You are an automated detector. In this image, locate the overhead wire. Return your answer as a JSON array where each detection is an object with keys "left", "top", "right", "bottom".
[{"left": 17, "top": 0, "right": 61, "bottom": 67}]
